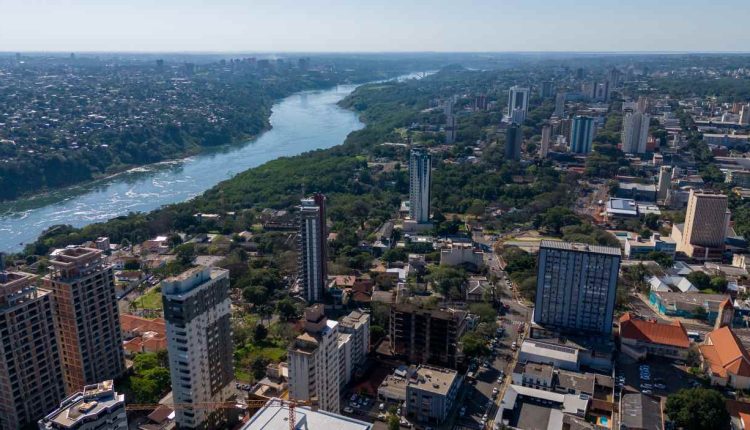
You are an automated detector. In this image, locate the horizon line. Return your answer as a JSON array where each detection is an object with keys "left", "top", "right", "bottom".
[{"left": 3, "top": 50, "right": 750, "bottom": 56}]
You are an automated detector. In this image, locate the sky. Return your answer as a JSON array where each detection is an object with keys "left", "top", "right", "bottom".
[{"left": 1, "top": 0, "right": 749, "bottom": 53}]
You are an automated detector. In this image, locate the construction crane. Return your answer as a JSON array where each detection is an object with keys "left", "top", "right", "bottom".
[{"left": 126, "top": 398, "right": 315, "bottom": 430}]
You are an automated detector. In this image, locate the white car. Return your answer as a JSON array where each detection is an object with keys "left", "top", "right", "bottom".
[
  {"left": 642, "top": 389, "right": 652, "bottom": 394},
  {"left": 344, "top": 407, "right": 354, "bottom": 414}
]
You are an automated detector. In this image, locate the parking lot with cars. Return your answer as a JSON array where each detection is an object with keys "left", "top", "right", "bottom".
[{"left": 615, "top": 354, "right": 703, "bottom": 400}]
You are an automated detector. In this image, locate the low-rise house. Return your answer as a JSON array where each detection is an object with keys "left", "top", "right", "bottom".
[
  {"left": 700, "top": 326, "right": 750, "bottom": 389},
  {"left": 142, "top": 236, "right": 170, "bottom": 254},
  {"left": 466, "top": 276, "right": 493, "bottom": 302},
  {"left": 649, "top": 291, "right": 738, "bottom": 324},
  {"left": 120, "top": 315, "right": 167, "bottom": 356},
  {"left": 618, "top": 312, "right": 691, "bottom": 360},
  {"left": 648, "top": 275, "right": 697, "bottom": 293}
]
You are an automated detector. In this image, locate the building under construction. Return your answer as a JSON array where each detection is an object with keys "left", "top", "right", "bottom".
[{"left": 389, "top": 304, "right": 467, "bottom": 368}]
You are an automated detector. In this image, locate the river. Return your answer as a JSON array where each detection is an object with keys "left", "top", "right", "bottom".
[{"left": 1, "top": 82, "right": 373, "bottom": 252}]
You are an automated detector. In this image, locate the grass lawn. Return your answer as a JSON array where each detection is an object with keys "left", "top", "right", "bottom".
[{"left": 134, "top": 288, "right": 163, "bottom": 311}]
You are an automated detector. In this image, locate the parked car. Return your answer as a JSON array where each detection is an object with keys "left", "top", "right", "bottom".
[{"left": 344, "top": 407, "right": 354, "bottom": 414}]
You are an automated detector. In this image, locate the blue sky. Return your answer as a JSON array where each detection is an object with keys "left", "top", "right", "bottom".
[{"left": 1, "top": 0, "right": 748, "bottom": 52}]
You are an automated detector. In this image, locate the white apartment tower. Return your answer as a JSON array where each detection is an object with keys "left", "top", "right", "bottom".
[
  {"left": 288, "top": 305, "right": 341, "bottom": 413},
  {"left": 298, "top": 194, "right": 327, "bottom": 303},
  {"left": 507, "top": 85, "right": 530, "bottom": 120},
  {"left": 339, "top": 310, "right": 371, "bottom": 367},
  {"left": 409, "top": 147, "right": 432, "bottom": 224},
  {"left": 622, "top": 110, "right": 651, "bottom": 154},
  {"left": 162, "top": 266, "right": 234, "bottom": 430}
]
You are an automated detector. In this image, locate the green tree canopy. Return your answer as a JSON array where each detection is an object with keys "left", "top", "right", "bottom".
[{"left": 665, "top": 388, "right": 729, "bottom": 430}]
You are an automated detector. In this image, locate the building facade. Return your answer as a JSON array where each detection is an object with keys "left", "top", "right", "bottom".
[
  {"left": 540, "top": 123, "right": 551, "bottom": 158},
  {"left": 675, "top": 190, "right": 729, "bottom": 260},
  {"left": 288, "top": 305, "right": 341, "bottom": 413},
  {"left": 405, "top": 366, "right": 462, "bottom": 424},
  {"left": 0, "top": 270, "right": 66, "bottom": 430},
  {"left": 390, "top": 305, "right": 467, "bottom": 368},
  {"left": 622, "top": 111, "right": 650, "bottom": 154},
  {"left": 298, "top": 194, "right": 327, "bottom": 303},
  {"left": 339, "top": 310, "right": 370, "bottom": 367},
  {"left": 504, "top": 123, "right": 522, "bottom": 161},
  {"left": 162, "top": 266, "right": 235, "bottom": 430},
  {"left": 657, "top": 165, "right": 671, "bottom": 202},
  {"left": 38, "top": 380, "right": 127, "bottom": 430},
  {"left": 44, "top": 247, "right": 125, "bottom": 394},
  {"left": 570, "top": 116, "right": 596, "bottom": 154},
  {"left": 507, "top": 86, "right": 530, "bottom": 120},
  {"left": 409, "top": 147, "right": 432, "bottom": 224},
  {"left": 533, "top": 241, "right": 621, "bottom": 335}
]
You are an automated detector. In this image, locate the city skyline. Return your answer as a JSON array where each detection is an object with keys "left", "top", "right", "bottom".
[{"left": 2, "top": 0, "right": 750, "bottom": 53}]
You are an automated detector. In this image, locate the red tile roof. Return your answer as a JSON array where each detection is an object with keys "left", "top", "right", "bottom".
[
  {"left": 121, "top": 314, "right": 166, "bottom": 336},
  {"left": 701, "top": 326, "right": 750, "bottom": 378},
  {"left": 619, "top": 312, "right": 691, "bottom": 349}
]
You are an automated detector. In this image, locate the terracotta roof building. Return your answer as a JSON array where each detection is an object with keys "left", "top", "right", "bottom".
[
  {"left": 120, "top": 315, "right": 167, "bottom": 356},
  {"left": 700, "top": 326, "right": 750, "bottom": 389},
  {"left": 619, "top": 313, "right": 691, "bottom": 360}
]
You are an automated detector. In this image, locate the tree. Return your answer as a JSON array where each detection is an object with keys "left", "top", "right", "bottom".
[
  {"left": 533, "top": 207, "right": 581, "bottom": 235},
  {"left": 387, "top": 415, "right": 400, "bottom": 430},
  {"left": 469, "top": 303, "right": 496, "bottom": 324},
  {"left": 175, "top": 243, "right": 196, "bottom": 266},
  {"left": 133, "top": 352, "right": 160, "bottom": 374},
  {"left": 665, "top": 388, "right": 729, "bottom": 430},
  {"left": 710, "top": 275, "right": 728, "bottom": 293},
  {"left": 426, "top": 266, "right": 467, "bottom": 297},
  {"left": 686, "top": 271, "right": 712, "bottom": 290},
  {"left": 252, "top": 357, "right": 269, "bottom": 380},
  {"left": 461, "top": 331, "right": 490, "bottom": 357},
  {"left": 243, "top": 285, "right": 269, "bottom": 306},
  {"left": 644, "top": 213, "right": 660, "bottom": 230},
  {"left": 640, "top": 228, "right": 652, "bottom": 240},
  {"left": 254, "top": 323, "right": 268, "bottom": 342},
  {"left": 276, "top": 298, "right": 299, "bottom": 321}
]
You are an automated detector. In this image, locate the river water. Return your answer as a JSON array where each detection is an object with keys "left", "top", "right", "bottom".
[{"left": 0, "top": 84, "right": 367, "bottom": 252}]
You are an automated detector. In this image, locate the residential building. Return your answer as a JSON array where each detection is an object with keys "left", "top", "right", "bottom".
[
  {"left": 120, "top": 315, "right": 167, "bottom": 356},
  {"left": 162, "top": 266, "right": 235, "bottom": 430},
  {"left": 518, "top": 339, "right": 580, "bottom": 371},
  {"left": 409, "top": 147, "right": 432, "bottom": 224},
  {"left": 540, "top": 123, "right": 551, "bottom": 158},
  {"left": 533, "top": 241, "right": 621, "bottom": 335},
  {"left": 504, "top": 122, "right": 522, "bottom": 161},
  {"left": 405, "top": 365, "right": 462, "bottom": 424},
  {"left": 570, "top": 116, "right": 596, "bottom": 154},
  {"left": 618, "top": 313, "right": 691, "bottom": 360},
  {"left": 620, "top": 393, "right": 663, "bottom": 430},
  {"left": 0, "top": 270, "right": 65, "bottom": 430},
  {"left": 239, "top": 399, "right": 371, "bottom": 430},
  {"left": 672, "top": 190, "right": 729, "bottom": 260},
  {"left": 507, "top": 85, "right": 530, "bottom": 120},
  {"left": 337, "top": 333, "right": 353, "bottom": 387},
  {"left": 540, "top": 81, "right": 553, "bottom": 98},
  {"left": 298, "top": 194, "right": 328, "bottom": 303},
  {"left": 466, "top": 276, "right": 493, "bottom": 302},
  {"left": 444, "top": 113, "right": 457, "bottom": 144},
  {"left": 288, "top": 304, "right": 341, "bottom": 413},
  {"left": 339, "top": 310, "right": 370, "bottom": 367},
  {"left": 741, "top": 105, "right": 750, "bottom": 126},
  {"left": 700, "top": 326, "right": 750, "bottom": 389},
  {"left": 622, "top": 111, "right": 651, "bottom": 154},
  {"left": 511, "top": 361, "right": 614, "bottom": 400},
  {"left": 726, "top": 170, "right": 750, "bottom": 188},
  {"left": 657, "top": 165, "right": 671, "bottom": 202},
  {"left": 44, "top": 246, "right": 125, "bottom": 394},
  {"left": 390, "top": 304, "right": 467, "bottom": 368},
  {"left": 38, "top": 380, "right": 127, "bottom": 430},
  {"left": 648, "top": 291, "right": 749, "bottom": 326},
  {"left": 439, "top": 241, "right": 484, "bottom": 268},
  {"left": 553, "top": 92, "right": 565, "bottom": 117}
]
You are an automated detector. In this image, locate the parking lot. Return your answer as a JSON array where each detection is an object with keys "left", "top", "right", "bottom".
[{"left": 615, "top": 353, "right": 702, "bottom": 399}]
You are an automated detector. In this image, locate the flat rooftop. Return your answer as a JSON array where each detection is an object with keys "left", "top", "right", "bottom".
[
  {"left": 540, "top": 240, "right": 621, "bottom": 257},
  {"left": 408, "top": 365, "right": 459, "bottom": 396},
  {"left": 41, "top": 380, "right": 123, "bottom": 429},
  {"left": 241, "top": 399, "right": 371, "bottom": 430}
]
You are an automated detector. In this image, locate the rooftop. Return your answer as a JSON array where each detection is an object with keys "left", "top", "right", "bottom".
[
  {"left": 540, "top": 240, "right": 621, "bottom": 257},
  {"left": 408, "top": 365, "right": 459, "bottom": 396},
  {"left": 621, "top": 393, "right": 663, "bottom": 430},
  {"left": 606, "top": 198, "right": 638, "bottom": 216},
  {"left": 700, "top": 326, "right": 750, "bottom": 378},
  {"left": 40, "top": 380, "right": 124, "bottom": 429},
  {"left": 619, "top": 312, "right": 691, "bottom": 349},
  {"left": 241, "top": 398, "right": 371, "bottom": 430}
]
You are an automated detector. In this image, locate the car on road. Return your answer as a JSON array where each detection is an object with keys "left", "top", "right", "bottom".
[
  {"left": 379, "top": 403, "right": 385, "bottom": 411},
  {"left": 642, "top": 389, "right": 652, "bottom": 395},
  {"left": 344, "top": 407, "right": 354, "bottom": 414}
]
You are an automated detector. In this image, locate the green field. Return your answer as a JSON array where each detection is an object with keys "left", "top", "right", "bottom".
[{"left": 134, "top": 288, "right": 163, "bottom": 311}]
